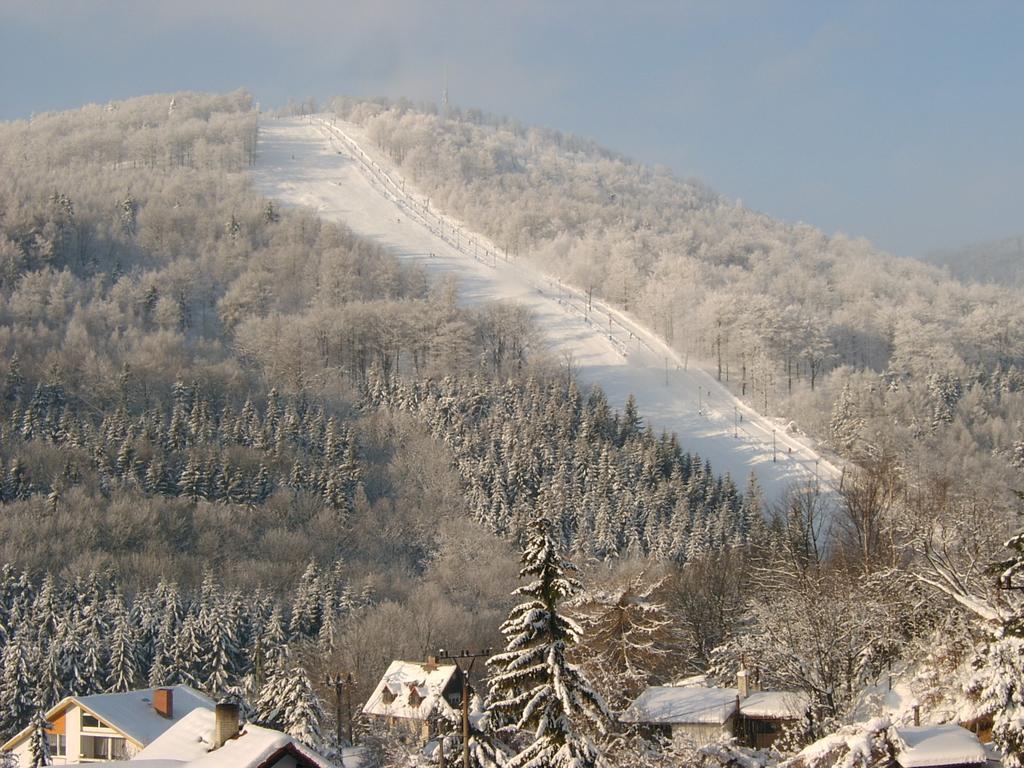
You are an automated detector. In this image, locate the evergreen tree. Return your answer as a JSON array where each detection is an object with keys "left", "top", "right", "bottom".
[
  {"left": 28, "top": 711, "right": 52, "bottom": 768},
  {"left": 0, "top": 635, "right": 35, "bottom": 737},
  {"left": 254, "top": 651, "right": 325, "bottom": 749},
  {"left": 967, "top": 505, "right": 1024, "bottom": 767},
  {"left": 488, "top": 517, "right": 608, "bottom": 768},
  {"left": 430, "top": 694, "right": 509, "bottom": 768},
  {"left": 106, "top": 610, "right": 138, "bottom": 692}
]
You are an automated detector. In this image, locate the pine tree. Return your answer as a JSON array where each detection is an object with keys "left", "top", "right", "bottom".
[
  {"left": 430, "top": 694, "right": 509, "bottom": 768},
  {"left": 829, "top": 383, "right": 863, "bottom": 454},
  {"left": 488, "top": 517, "right": 609, "bottom": 768},
  {"left": 967, "top": 504, "right": 1024, "bottom": 768},
  {"left": 106, "top": 610, "right": 138, "bottom": 692},
  {"left": 28, "top": 711, "right": 52, "bottom": 767},
  {"left": 254, "top": 652, "right": 325, "bottom": 749},
  {"left": 0, "top": 635, "right": 36, "bottom": 737}
]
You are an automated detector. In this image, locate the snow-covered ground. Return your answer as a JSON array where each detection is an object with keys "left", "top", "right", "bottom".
[{"left": 251, "top": 115, "right": 843, "bottom": 505}]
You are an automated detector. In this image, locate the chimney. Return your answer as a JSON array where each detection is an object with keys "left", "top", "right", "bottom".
[
  {"left": 912, "top": 704, "right": 921, "bottom": 727},
  {"left": 736, "top": 669, "right": 750, "bottom": 699},
  {"left": 214, "top": 702, "right": 240, "bottom": 750},
  {"left": 153, "top": 688, "right": 173, "bottom": 719},
  {"left": 424, "top": 655, "right": 439, "bottom": 671}
]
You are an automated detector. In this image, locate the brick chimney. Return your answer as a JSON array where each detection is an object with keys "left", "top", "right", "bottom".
[
  {"left": 214, "top": 702, "right": 240, "bottom": 749},
  {"left": 424, "top": 655, "right": 439, "bottom": 671},
  {"left": 736, "top": 669, "right": 750, "bottom": 699},
  {"left": 153, "top": 688, "right": 173, "bottom": 719}
]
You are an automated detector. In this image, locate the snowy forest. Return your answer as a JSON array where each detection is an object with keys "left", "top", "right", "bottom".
[
  {"left": 330, "top": 97, "right": 1024, "bottom": 510},
  {"left": 0, "top": 90, "right": 1022, "bottom": 768}
]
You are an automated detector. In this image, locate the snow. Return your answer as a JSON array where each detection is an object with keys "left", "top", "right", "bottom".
[
  {"left": 618, "top": 686, "right": 739, "bottom": 725},
  {"left": 135, "top": 707, "right": 339, "bottom": 768},
  {"left": 362, "top": 659, "right": 460, "bottom": 720},
  {"left": 135, "top": 708, "right": 216, "bottom": 762},
  {"left": 251, "top": 116, "right": 843, "bottom": 506},
  {"left": 893, "top": 725, "right": 987, "bottom": 767},
  {"left": 739, "top": 691, "right": 810, "bottom": 720}
]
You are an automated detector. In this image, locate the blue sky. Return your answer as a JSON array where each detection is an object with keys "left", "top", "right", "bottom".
[{"left": 1, "top": 1, "right": 1021, "bottom": 257}]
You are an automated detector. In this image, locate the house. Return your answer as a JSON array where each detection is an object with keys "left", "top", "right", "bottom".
[
  {"left": 129, "top": 702, "right": 341, "bottom": 767},
  {"left": 736, "top": 690, "right": 811, "bottom": 748},
  {"left": 619, "top": 685, "right": 738, "bottom": 748},
  {"left": 0, "top": 685, "right": 214, "bottom": 765},
  {"left": 363, "top": 657, "right": 465, "bottom": 743},
  {"left": 891, "top": 725, "right": 987, "bottom": 768},
  {"left": 619, "top": 670, "right": 809, "bottom": 749},
  {"left": 4, "top": 702, "right": 342, "bottom": 768}
]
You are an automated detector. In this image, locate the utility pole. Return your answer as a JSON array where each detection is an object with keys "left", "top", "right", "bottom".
[
  {"left": 324, "top": 673, "right": 356, "bottom": 748},
  {"left": 772, "top": 429, "right": 777, "bottom": 462},
  {"left": 438, "top": 648, "right": 492, "bottom": 768}
]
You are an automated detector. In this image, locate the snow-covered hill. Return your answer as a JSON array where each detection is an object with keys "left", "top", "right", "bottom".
[{"left": 251, "top": 116, "right": 842, "bottom": 505}]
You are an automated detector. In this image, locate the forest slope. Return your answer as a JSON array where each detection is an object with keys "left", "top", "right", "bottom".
[
  {"left": 252, "top": 116, "right": 838, "bottom": 504},
  {"left": 323, "top": 98, "right": 1024, "bottom": 510}
]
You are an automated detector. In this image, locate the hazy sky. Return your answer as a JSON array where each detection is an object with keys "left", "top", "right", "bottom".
[{"left": 1, "top": 1, "right": 1021, "bottom": 257}]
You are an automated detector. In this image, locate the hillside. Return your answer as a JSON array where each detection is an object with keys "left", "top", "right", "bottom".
[
  {"left": 922, "top": 234, "right": 1024, "bottom": 288},
  {"left": 251, "top": 116, "right": 841, "bottom": 504},
  {"left": 325, "top": 98, "right": 1024, "bottom": 509}
]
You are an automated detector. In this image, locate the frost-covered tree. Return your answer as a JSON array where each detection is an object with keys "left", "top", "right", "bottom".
[
  {"left": 429, "top": 694, "right": 509, "bottom": 768},
  {"left": 966, "top": 507, "right": 1024, "bottom": 768},
  {"left": 487, "top": 516, "right": 609, "bottom": 768},
  {"left": 28, "top": 711, "right": 52, "bottom": 767},
  {"left": 570, "top": 575, "right": 675, "bottom": 710},
  {"left": 254, "top": 651, "right": 325, "bottom": 749}
]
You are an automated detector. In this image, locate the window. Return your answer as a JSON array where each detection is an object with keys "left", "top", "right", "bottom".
[
  {"left": 80, "top": 735, "right": 127, "bottom": 760},
  {"left": 81, "top": 713, "right": 103, "bottom": 729},
  {"left": 381, "top": 686, "right": 396, "bottom": 704},
  {"left": 47, "top": 733, "right": 66, "bottom": 756}
]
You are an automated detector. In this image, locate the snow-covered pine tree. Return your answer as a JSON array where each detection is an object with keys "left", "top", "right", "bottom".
[
  {"left": 430, "top": 693, "right": 509, "bottom": 768},
  {"left": 106, "top": 609, "right": 138, "bottom": 692},
  {"left": 487, "top": 516, "right": 609, "bottom": 768},
  {"left": 966, "top": 504, "right": 1024, "bottom": 768},
  {"left": 0, "top": 634, "right": 36, "bottom": 737},
  {"left": 28, "top": 711, "right": 52, "bottom": 767},
  {"left": 253, "top": 650, "right": 325, "bottom": 749}
]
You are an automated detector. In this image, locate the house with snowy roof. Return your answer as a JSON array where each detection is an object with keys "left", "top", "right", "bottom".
[
  {"left": 619, "top": 670, "right": 809, "bottom": 749},
  {"left": 0, "top": 685, "right": 214, "bottom": 765},
  {"left": 5, "top": 701, "right": 343, "bottom": 768},
  {"left": 127, "top": 702, "right": 342, "bottom": 767},
  {"left": 891, "top": 724, "right": 988, "bottom": 768},
  {"left": 363, "top": 657, "right": 465, "bottom": 743}
]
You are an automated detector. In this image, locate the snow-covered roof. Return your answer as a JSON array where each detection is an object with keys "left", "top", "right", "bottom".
[
  {"left": 0, "top": 685, "right": 214, "bottom": 752},
  {"left": 77, "top": 686, "right": 215, "bottom": 745},
  {"left": 363, "top": 660, "right": 460, "bottom": 720},
  {"left": 673, "top": 674, "right": 710, "bottom": 688},
  {"left": 740, "top": 691, "right": 811, "bottom": 720},
  {"left": 894, "top": 725, "right": 987, "bottom": 768},
  {"left": 619, "top": 686, "right": 739, "bottom": 725},
  {"left": 135, "top": 707, "right": 337, "bottom": 768}
]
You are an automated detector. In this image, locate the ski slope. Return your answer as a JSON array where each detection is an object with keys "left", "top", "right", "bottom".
[{"left": 251, "top": 115, "right": 843, "bottom": 505}]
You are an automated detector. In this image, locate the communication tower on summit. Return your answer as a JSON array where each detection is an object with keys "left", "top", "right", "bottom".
[{"left": 442, "top": 63, "right": 449, "bottom": 117}]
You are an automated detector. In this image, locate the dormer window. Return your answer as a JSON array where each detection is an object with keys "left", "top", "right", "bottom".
[
  {"left": 408, "top": 687, "right": 423, "bottom": 708},
  {"left": 381, "top": 686, "right": 397, "bottom": 705}
]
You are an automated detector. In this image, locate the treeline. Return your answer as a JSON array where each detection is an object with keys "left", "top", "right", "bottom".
[
  {"left": 371, "top": 375, "right": 759, "bottom": 562},
  {"left": 329, "top": 99, "right": 1024, "bottom": 508},
  {"left": 0, "top": 561, "right": 365, "bottom": 744}
]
